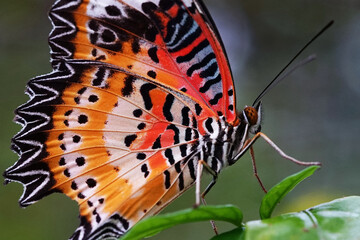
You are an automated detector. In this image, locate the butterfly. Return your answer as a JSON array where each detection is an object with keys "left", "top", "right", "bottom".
[{"left": 4, "top": 0, "right": 321, "bottom": 239}]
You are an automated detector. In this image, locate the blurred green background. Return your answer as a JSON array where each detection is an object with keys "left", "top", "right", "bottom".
[{"left": 1, "top": 0, "right": 359, "bottom": 239}]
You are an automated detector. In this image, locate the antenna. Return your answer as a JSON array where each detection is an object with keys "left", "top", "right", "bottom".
[{"left": 252, "top": 20, "right": 334, "bottom": 106}]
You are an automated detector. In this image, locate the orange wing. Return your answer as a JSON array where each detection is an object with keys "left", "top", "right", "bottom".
[
  {"left": 50, "top": 0, "right": 236, "bottom": 121},
  {"left": 5, "top": 0, "right": 236, "bottom": 239}
]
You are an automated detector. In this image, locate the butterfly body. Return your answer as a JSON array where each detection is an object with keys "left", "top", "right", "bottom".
[{"left": 4, "top": 0, "right": 264, "bottom": 239}]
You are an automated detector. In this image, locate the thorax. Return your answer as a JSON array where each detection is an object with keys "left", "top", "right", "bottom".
[{"left": 198, "top": 116, "right": 247, "bottom": 173}]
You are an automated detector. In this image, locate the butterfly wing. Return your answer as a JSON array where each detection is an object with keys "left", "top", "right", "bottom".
[
  {"left": 49, "top": 0, "right": 236, "bottom": 121},
  {"left": 4, "top": 0, "right": 236, "bottom": 239}
]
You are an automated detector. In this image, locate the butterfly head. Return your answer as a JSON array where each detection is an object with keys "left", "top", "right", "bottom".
[{"left": 242, "top": 101, "right": 262, "bottom": 134}]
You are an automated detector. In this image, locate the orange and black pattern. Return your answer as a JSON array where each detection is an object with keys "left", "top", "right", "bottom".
[{"left": 4, "top": 1, "right": 245, "bottom": 239}]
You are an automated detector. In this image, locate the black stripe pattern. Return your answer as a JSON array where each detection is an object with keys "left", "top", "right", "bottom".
[
  {"left": 4, "top": 1, "right": 241, "bottom": 240},
  {"left": 142, "top": 0, "right": 226, "bottom": 108}
]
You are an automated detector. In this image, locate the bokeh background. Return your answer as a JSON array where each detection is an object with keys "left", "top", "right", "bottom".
[{"left": 1, "top": 0, "right": 359, "bottom": 239}]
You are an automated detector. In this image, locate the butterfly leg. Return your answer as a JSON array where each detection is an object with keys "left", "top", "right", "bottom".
[
  {"left": 194, "top": 160, "right": 219, "bottom": 235},
  {"left": 195, "top": 160, "right": 218, "bottom": 207},
  {"left": 201, "top": 174, "right": 218, "bottom": 202},
  {"left": 202, "top": 174, "right": 219, "bottom": 235},
  {"left": 236, "top": 132, "right": 322, "bottom": 166},
  {"left": 195, "top": 161, "right": 203, "bottom": 207},
  {"left": 249, "top": 145, "right": 268, "bottom": 193},
  {"left": 255, "top": 132, "right": 321, "bottom": 166}
]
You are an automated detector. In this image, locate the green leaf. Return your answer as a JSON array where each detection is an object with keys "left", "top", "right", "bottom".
[
  {"left": 260, "top": 166, "right": 320, "bottom": 219},
  {"left": 121, "top": 205, "right": 243, "bottom": 240},
  {"left": 245, "top": 196, "right": 360, "bottom": 240},
  {"left": 210, "top": 227, "right": 245, "bottom": 240}
]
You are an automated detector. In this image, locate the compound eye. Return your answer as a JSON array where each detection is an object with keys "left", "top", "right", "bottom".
[
  {"left": 255, "top": 125, "right": 261, "bottom": 134},
  {"left": 243, "top": 106, "right": 258, "bottom": 126}
]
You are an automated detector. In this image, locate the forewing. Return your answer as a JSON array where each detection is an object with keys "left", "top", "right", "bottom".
[{"left": 49, "top": 0, "right": 236, "bottom": 121}]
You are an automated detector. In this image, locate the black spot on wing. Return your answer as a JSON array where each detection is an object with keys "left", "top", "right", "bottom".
[
  {"left": 205, "top": 118, "right": 214, "bottom": 133},
  {"left": 185, "top": 128, "right": 192, "bottom": 141},
  {"left": 133, "top": 109, "right": 143, "bottom": 118},
  {"left": 181, "top": 107, "right": 190, "bottom": 126},
  {"left": 78, "top": 192, "right": 85, "bottom": 199},
  {"left": 95, "top": 55, "right": 106, "bottom": 61},
  {"left": 137, "top": 153, "right": 146, "bottom": 160},
  {"left": 147, "top": 70, "right": 157, "bottom": 79},
  {"left": 78, "top": 114, "right": 88, "bottom": 124},
  {"left": 148, "top": 47, "right": 159, "bottom": 63},
  {"left": 60, "top": 144, "right": 66, "bottom": 151},
  {"left": 163, "top": 94, "right": 175, "bottom": 121},
  {"left": 178, "top": 172, "right": 184, "bottom": 190},
  {"left": 64, "top": 168, "right": 70, "bottom": 177},
  {"left": 141, "top": 164, "right": 149, "bottom": 178},
  {"left": 188, "top": 159, "right": 196, "bottom": 180},
  {"left": 175, "top": 162, "right": 181, "bottom": 173},
  {"left": 209, "top": 93, "right": 223, "bottom": 105},
  {"left": 102, "top": 29, "right": 116, "bottom": 43},
  {"left": 122, "top": 75, "right": 136, "bottom": 97},
  {"left": 76, "top": 157, "right": 85, "bottom": 166},
  {"left": 58, "top": 134, "right": 64, "bottom": 141},
  {"left": 91, "top": 48, "right": 97, "bottom": 57},
  {"left": 105, "top": 5, "right": 122, "bottom": 16},
  {"left": 180, "top": 144, "right": 187, "bottom": 157},
  {"left": 131, "top": 39, "right": 140, "bottom": 53},
  {"left": 164, "top": 148, "right": 175, "bottom": 165},
  {"left": 71, "top": 181, "right": 78, "bottom": 190},
  {"left": 88, "top": 95, "right": 99, "bottom": 103},
  {"left": 72, "top": 135, "right": 81, "bottom": 143},
  {"left": 166, "top": 124, "right": 180, "bottom": 144},
  {"left": 140, "top": 83, "right": 157, "bottom": 110},
  {"left": 195, "top": 103, "right": 202, "bottom": 116},
  {"left": 164, "top": 170, "right": 171, "bottom": 189},
  {"left": 59, "top": 157, "right": 66, "bottom": 166},
  {"left": 64, "top": 110, "right": 73, "bottom": 117},
  {"left": 74, "top": 96, "right": 80, "bottom": 104},
  {"left": 124, "top": 134, "right": 137, "bottom": 147},
  {"left": 86, "top": 178, "right": 97, "bottom": 188},
  {"left": 152, "top": 135, "right": 162, "bottom": 149},
  {"left": 137, "top": 122, "right": 146, "bottom": 130},
  {"left": 92, "top": 67, "right": 106, "bottom": 87}
]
